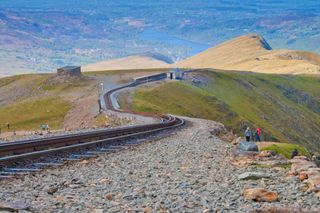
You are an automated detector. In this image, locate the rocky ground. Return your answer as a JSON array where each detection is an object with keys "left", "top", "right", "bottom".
[{"left": 0, "top": 117, "right": 319, "bottom": 212}]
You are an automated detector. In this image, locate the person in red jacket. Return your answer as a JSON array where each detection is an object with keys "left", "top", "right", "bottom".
[{"left": 255, "top": 128, "right": 261, "bottom": 142}]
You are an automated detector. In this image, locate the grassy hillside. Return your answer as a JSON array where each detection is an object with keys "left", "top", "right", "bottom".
[
  {"left": 260, "top": 143, "right": 309, "bottom": 159},
  {"left": 0, "top": 74, "right": 94, "bottom": 133},
  {"left": 128, "top": 70, "right": 320, "bottom": 153},
  {"left": 0, "top": 97, "right": 71, "bottom": 131}
]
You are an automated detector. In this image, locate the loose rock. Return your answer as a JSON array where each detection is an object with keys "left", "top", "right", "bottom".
[
  {"left": 243, "top": 188, "right": 278, "bottom": 202},
  {"left": 251, "top": 207, "right": 305, "bottom": 213},
  {"left": 0, "top": 201, "right": 30, "bottom": 212},
  {"left": 238, "top": 172, "right": 273, "bottom": 180}
]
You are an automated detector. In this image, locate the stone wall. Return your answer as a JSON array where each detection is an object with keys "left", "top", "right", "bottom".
[{"left": 57, "top": 66, "right": 81, "bottom": 76}]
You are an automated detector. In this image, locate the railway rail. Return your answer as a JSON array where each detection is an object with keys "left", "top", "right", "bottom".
[{"left": 0, "top": 72, "right": 184, "bottom": 178}]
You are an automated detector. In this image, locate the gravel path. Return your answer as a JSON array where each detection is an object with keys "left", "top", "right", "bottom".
[{"left": 0, "top": 117, "right": 319, "bottom": 212}]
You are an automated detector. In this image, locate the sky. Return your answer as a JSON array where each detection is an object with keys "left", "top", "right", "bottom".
[{"left": 0, "top": 0, "right": 319, "bottom": 75}]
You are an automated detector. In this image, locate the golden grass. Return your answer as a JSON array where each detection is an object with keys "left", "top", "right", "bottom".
[{"left": 176, "top": 34, "right": 320, "bottom": 75}]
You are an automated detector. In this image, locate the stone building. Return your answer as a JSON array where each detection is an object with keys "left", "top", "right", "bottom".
[
  {"left": 168, "top": 68, "right": 183, "bottom": 80},
  {"left": 57, "top": 66, "right": 81, "bottom": 76}
]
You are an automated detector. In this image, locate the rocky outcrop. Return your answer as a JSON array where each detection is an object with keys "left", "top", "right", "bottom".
[
  {"left": 289, "top": 156, "right": 320, "bottom": 193},
  {"left": 243, "top": 188, "right": 278, "bottom": 202}
]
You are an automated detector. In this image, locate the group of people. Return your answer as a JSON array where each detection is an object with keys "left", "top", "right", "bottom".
[
  {"left": 244, "top": 127, "right": 261, "bottom": 142},
  {"left": 243, "top": 127, "right": 320, "bottom": 162}
]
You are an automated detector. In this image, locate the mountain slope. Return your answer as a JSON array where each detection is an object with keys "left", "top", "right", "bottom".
[
  {"left": 124, "top": 69, "right": 320, "bottom": 153},
  {"left": 82, "top": 53, "right": 171, "bottom": 72},
  {"left": 176, "top": 34, "right": 320, "bottom": 75}
]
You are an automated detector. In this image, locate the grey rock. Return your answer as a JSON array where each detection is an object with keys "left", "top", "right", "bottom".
[
  {"left": 238, "top": 141, "right": 259, "bottom": 152},
  {"left": 46, "top": 186, "right": 58, "bottom": 195},
  {"left": 238, "top": 172, "right": 273, "bottom": 180},
  {"left": 0, "top": 201, "right": 31, "bottom": 212}
]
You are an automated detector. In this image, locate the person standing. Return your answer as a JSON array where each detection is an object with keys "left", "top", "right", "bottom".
[
  {"left": 291, "top": 149, "right": 298, "bottom": 159},
  {"left": 245, "top": 127, "right": 252, "bottom": 142},
  {"left": 255, "top": 127, "right": 261, "bottom": 142}
]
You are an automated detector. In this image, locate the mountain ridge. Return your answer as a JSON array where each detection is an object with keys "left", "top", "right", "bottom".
[
  {"left": 176, "top": 33, "right": 320, "bottom": 75},
  {"left": 82, "top": 53, "right": 171, "bottom": 72}
]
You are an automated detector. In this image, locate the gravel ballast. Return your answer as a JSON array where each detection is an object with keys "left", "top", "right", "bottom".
[{"left": 0, "top": 117, "right": 319, "bottom": 212}]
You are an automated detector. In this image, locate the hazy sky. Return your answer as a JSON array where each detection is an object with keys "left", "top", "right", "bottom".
[{"left": 0, "top": 0, "right": 319, "bottom": 75}]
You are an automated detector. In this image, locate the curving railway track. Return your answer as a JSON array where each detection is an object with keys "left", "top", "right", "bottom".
[{"left": 0, "top": 73, "right": 184, "bottom": 178}]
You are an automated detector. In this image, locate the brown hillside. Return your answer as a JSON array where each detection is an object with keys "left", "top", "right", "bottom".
[
  {"left": 176, "top": 34, "right": 320, "bottom": 75},
  {"left": 82, "top": 55, "right": 170, "bottom": 72}
]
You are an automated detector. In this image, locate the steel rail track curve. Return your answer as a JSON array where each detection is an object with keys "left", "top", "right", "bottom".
[{"left": 0, "top": 73, "right": 184, "bottom": 169}]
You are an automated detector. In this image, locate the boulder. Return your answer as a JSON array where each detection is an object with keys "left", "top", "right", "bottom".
[
  {"left": 0, "top": 201, "right": 30, "bottom": 212},
  {"left": 289, "top": 157, "right": 320, "bottom": 192},
  {"left": 238, "top": 141, "right": 259, "bottom": 152},
  {"left": 293, "top": 156, "right": 308, "bottom": 160},
  {"left": 306, "top": 167, "right": 320, "bottom": 176},
  {"left": 308, "top": 176, "right": 320, "bottom": 192},
  {"left": 238, "top": 172, "right": 273, "bottom": 180},
  {"left": 46, "top": 186, "right": 58, "bottom": 195},
  {"left": 243, "top": 188, "right": 278, "bottom": 202},
  {"left": 299, "top": 171, "right": 308, "bottom": 181},
  {"left": 258, "top": 150, "right": 272, "bottom": 158},
  {"left": 290, "top": 157, "right": 317, "bottom": 173},
  {"left": 306, "top": 168, "right": 320, "bottom": 192}
]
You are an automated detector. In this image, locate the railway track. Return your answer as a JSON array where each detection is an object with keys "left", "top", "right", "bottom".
[{"left": 0, "top": 73, "right": 184, "bottom": 179}]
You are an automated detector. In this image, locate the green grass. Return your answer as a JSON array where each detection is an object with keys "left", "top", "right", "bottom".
[
  {"left": 0, "top": 97, "right": 71, "bottom": 132},
  {"left": 0, "top": 73, "right": 95, "bottom": 133},
  {"left": 261, "top": 143, "right": 310, "bottom": 159},
  {"left": 255, "top": 162, "right": 291, "bottom": 169},
  {"left": 128, "top": 69, "right": 320, "bottom": 153},
  {"left": 132, "top": 82, "right": 242, "bottom": 130}
]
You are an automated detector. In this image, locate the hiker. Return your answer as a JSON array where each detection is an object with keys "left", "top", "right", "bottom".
[
  {"left": 244, "top": 127, "right": 252, "bottom": 142},
  {"left": 254, "top": 128, "right": 261, "bottom": 142},
  {"left": 7, "top": 123, "right": 10, "bottom": 130},
  {"left": 291, "top": 149, "right": 298, "bottom": 159}
]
